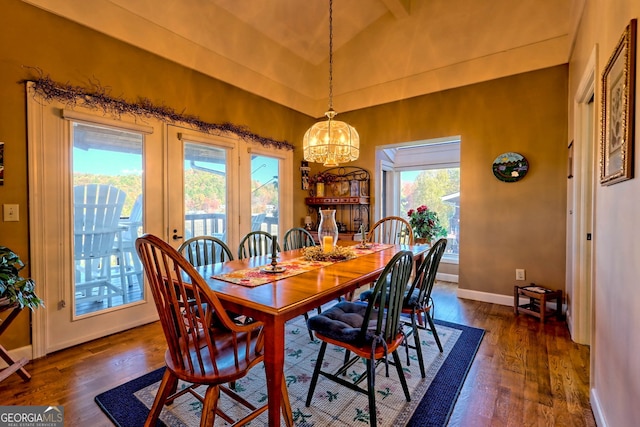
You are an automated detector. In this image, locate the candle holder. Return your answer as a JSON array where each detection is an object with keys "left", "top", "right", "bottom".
[
  {"left": 357, "top": 223, "right": 372, "bottom": 249},
  {"left": 261, "top": 236, "right": 286, "bottom": 273},
  {"left": 318, "top": 209, "right": 338, "bottom": 253}
]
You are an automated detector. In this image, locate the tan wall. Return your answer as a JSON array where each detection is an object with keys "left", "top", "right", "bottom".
[
  {"left": 338, "top": 66, "right": 568, "bottom": 296},
  {"left": 0, "top": 0, "right": 312, "bottom": 349}
]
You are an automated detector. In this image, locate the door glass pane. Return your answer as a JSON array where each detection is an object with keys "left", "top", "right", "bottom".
[
  {"left": 183, "top": 143, "right": 228, "bottom": 243},
  {"left": 400, "top": 168, "right": 460, "bottom": 255},
  {"left": 72, "top": 122, "right": 144, "bottom": 316},
  {"left": 251, "top": 155, "right": 279, "bottom": 236}
]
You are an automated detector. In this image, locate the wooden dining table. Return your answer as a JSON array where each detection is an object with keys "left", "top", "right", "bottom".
[{"left": 200, "top": 241, "right": 429, "bottom": 427}]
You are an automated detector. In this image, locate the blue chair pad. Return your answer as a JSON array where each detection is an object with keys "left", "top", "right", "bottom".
[{"left": 307, "top": 301, "right": 380, "bottom": 344}]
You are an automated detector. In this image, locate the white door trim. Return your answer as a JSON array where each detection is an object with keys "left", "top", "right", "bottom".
[
  {"left": 27, "top": 84, "right": 160, "bottom": 356},
  {"left": 568, "top": 45, "right": 597, "bottom": 345}
]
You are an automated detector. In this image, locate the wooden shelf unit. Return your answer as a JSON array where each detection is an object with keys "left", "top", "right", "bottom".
[{"left": 306, "top": 167, "right": 370, "bottom": 236}]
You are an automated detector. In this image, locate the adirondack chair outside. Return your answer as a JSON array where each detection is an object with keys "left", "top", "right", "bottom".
[
  {"left": 118, "top": 194, "right": 143, "bottom": 290},
  {"left": 73, "top": 184, "right": 127, "bottom": 309}
]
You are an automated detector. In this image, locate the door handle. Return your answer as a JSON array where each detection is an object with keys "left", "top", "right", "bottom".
[{"left": 172, "top": 229, "right": 183, "bottom": 240}]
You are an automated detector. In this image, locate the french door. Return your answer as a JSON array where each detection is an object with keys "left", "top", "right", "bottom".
[
  {"left": 166, "top": 127, "right": 239, "bottom": 251},
  {"left": 166, "top": 126, "right": 291, "bottom": 253},
  {"left": 27, "top": 86, "right": 291, "bottom": 357},
  {"left": 28, "top": 92, "right": 159, "bottom": 355}
]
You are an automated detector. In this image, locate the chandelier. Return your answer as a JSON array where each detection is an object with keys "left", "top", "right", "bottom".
[{"left": 303, "top": 0, "right": 359, "bottom": 167}]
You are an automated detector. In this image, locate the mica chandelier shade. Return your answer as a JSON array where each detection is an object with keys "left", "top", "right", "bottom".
[{"left": 302, "top": 0, "right": 360, "bottom": 167}]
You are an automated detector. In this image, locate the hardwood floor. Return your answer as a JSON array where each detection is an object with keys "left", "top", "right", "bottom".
[{"left": 0, "top": 282, "right": 595, "bottom": 426}]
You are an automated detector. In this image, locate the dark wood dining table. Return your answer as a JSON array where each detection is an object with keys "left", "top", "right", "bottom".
[{"left": 200, "top": 241, "right": 429, "bottom": 427}]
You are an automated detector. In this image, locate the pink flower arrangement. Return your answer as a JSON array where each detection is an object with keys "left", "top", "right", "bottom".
[{"left": 407, "top": 205, "right": 447, "bottom": 241}]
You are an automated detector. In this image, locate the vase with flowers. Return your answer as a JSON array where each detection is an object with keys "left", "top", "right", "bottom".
[{"left": 407, "top": 205, "right": 447, "bottom": 244}]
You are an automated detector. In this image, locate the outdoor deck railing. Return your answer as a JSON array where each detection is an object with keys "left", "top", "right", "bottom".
[{"left": 184, "top": 212, "right": 278, "bottom": 239}]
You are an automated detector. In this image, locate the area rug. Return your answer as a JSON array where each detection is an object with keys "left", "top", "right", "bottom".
[{"left": 96, "top": 316, "right": 483, "bottom": 427}]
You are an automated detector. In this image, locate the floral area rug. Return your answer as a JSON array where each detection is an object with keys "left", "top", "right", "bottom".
[{"left": 96, "top": 312, "right": 484, "bottom": 427}]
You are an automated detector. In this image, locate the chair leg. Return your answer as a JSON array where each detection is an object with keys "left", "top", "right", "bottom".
[
  {"left": 166, "top": 377, "right": 180, "bottom": 404},
  {"left": 343, "top": 349, "right": 351, "bottom": 368},
  {"left": 305, "top": 341, "right": 328, "bottom": 407},
  {"left": 416, "top": 309, "right": 426, "bottom": 327},
  {"left": 412, "top": 314, "right": 426, "bottom": 378},
  {"left": 144, "top": 369, "right": 178, "bottom": 427},
  {"left": 366, "top": 358, "right": 377, "bottom": 427},
  {"left": 426, "top": 312, "right": 443, "bottom": 352},
  {"left": 303, "top": 312, "right": 313, "bottom": 340},
  {"left": 201, "top": 385, "right": 221, "bottom": 427},
  {"left": 392, "top": 350, "right": 411, "bottom": 401}
]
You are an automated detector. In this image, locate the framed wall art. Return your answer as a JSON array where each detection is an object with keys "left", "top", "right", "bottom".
[{"left": 600, "top": 19, "right": 636, "bottom": 185}]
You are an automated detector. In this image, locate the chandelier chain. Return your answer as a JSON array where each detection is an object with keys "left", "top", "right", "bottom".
[
  {"left": 328, "top": 0, "right": 334, "bottom": 111},
  {"left": 302, "top": 0, "right": 359, "bottom": 167}
]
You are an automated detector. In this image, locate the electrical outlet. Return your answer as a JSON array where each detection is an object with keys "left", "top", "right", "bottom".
[
  {"left": 516, "top": 269, "right": 526, "bottom": 281},
  {"left": 3, "top": 204, "right": 19, "bottom": 222}
]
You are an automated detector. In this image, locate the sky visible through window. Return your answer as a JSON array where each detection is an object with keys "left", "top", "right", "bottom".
[
  {"left": 74, "top": 149, "right": 141, "bottom": 175},
  {"left": 73, "top": 148, "right": 279, "bottom": 185}
]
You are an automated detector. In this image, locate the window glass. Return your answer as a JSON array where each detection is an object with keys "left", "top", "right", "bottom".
[
  {"left": 72, "top": 122, "right": 144, "bottom": 316},
  {"left": 183, "top": 143, "right": 228, "bottom": 242},
  {"left": 400, "top": 168, "right": 460, "bottom": 255},
  {"left": 250, "top": 155, "right": 280, "bottom": 236}
]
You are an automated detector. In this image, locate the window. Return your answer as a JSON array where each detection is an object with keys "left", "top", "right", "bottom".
[
  {"left": 400, "top": 168, "right": 459, "bottom": 255},
  {"left": 377, "top": 138, "right": 460, "bottom": 259},
  {"left": 72, "top": 122, "right": 145, "bottom": 316},
  {"left": 250, "top": 154, "right": 280, "bottom": 236},
  {"left": 182, "top": 142, "right": 228, "bottom": 242}
]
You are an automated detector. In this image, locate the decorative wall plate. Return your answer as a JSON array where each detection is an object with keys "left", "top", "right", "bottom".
[{"left": 492, "top": 152, "right": 529, "bottom": 182}]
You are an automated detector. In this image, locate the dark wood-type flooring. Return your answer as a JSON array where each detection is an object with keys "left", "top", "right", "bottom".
[{"left": 0, "top": 282, "right": 596, "bottom": 426}]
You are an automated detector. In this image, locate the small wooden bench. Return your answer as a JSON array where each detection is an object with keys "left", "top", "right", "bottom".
[{"left": 514, "top": 285, "right": 562, "bottom": 323}]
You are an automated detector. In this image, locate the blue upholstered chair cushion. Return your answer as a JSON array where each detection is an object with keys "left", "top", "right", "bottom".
[
  {"left": 307, "top": 301, "right": 381, "bottom": 344},
  {"left": 360, "top": 287, "right": 419, "bottom": 308}
]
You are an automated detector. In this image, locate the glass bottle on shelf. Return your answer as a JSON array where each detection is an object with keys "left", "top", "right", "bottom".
[{"left": 318, "top": 209, "right": 338, "bottom": 253}]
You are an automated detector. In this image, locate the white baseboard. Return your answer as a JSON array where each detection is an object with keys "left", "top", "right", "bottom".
[
  {"left": 436, "top": 273, "right": 458, "bottom": 283},
  {"left": 0, "top": 345, "right": 33, "bottom": 369},
  {"left": 590, "top": 387, "right": 607, "bottom": 427},
  {"left": 456, "top": 288, "right": 514, "bottom": 306},
  {"left": 44, "top": 315, "right": 159, "bottom": 354},
  {"left": 457, "top": 287, "right": 568, "bottom": 319}
]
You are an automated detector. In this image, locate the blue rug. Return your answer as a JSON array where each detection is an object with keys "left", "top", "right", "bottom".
[{"left": 96, "top": 318, "right": 483, "bottom": 426}]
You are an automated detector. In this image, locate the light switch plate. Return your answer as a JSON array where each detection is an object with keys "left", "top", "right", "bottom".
[{"left": 3, "top": 204, "right": 19, "bottom": 222}]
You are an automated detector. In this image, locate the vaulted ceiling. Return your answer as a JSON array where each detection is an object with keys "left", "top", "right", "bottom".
[{"left": 22, "top": 0, "right": 584, "bottom": 117}]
